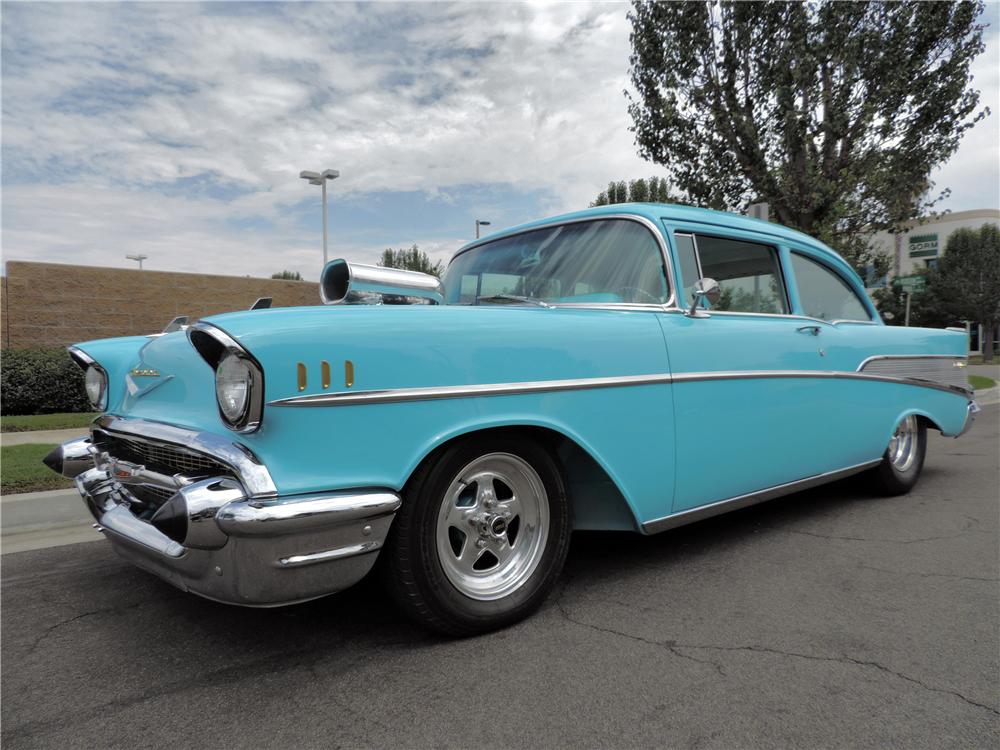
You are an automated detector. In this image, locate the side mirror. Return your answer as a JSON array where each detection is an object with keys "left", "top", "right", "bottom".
[{"left": 686, "top": 278, "right": 721, "bottom": 318}]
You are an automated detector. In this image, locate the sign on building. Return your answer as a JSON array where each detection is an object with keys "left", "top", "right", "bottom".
[{"left": 908, "top": 233, "right": 939, "bottom": 258}]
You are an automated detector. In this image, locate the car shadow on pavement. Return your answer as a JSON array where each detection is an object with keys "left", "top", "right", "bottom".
[{"left": 97, "top": 473, "right": 887, "bottom": 653}]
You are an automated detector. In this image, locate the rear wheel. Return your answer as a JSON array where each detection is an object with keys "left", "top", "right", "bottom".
[
  {"left": 868, "top": 414, "right": 927, "bottom": 495},
  {"left": 385, "top": 434, "right": 570, "bottom": 635}
]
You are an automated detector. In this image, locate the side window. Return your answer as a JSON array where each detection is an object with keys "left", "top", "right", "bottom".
[
  {"left": 690, "top": 234, "right": 787, "bottom": 314},
  {"left": 791, "top": 253, "right": 871, "bottom": 322}
]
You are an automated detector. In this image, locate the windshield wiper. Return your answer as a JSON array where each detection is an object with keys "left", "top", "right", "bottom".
[{"left": 477, "top": 294, "right": 552, "bottom": 308}]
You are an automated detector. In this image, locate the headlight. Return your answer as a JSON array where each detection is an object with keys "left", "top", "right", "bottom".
[
  {"left": 84, "top": 365, "right": 108, "bottom": 410},
  {"left": 215, "top": 353, "right": 252, "bottom": 424},
  {"left": 190, "top": 322, "right": 264, "bottom": 433}
]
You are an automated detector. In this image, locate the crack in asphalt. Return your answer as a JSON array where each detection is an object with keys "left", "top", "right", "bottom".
[
  {"left": 6, "top": 617, "right": 434, "bottom": 743},
  {"left": 774, "top": 517, "right": 987, "bottom": 545},
  {"left": 26, "top": 596, "right": 180, "bottom": 655},
  {"left": 856, "top": 563, "right": 999, "bottom": 583},
  {"left": 552, "top": 584, "right": 999, "bottom": 718},
  {"left": 552, "top": 579, "right": 727, "bottom": 677}
]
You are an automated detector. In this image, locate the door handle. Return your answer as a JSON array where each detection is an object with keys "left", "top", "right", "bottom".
[{"left": 796, "top": 325, "right": 821, "bottom": 336}]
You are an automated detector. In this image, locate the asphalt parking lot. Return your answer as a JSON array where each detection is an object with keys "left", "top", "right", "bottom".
[{"left": 3, "top": 406, "right": 998, "bottom": 749}]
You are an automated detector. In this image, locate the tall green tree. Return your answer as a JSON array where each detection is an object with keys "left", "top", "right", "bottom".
[
  {"left": 627, "top": 1, "right": 988, "bottom": 275},
  {"left": 271, "top": 270, "right": 302, "bottom": 280},
  {"left": 591, "top": 176, "right": 676, "bottom": 206},
  {"left": 927, "top": 224, "right": 1000, "bottom": 361},
  {"left": 379, "top": 244, "right": 443, "bottom": 278}
]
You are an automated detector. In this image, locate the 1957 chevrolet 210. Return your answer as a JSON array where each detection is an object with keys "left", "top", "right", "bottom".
[{"left": 44, "top": 203, "right": 979, "bottom": 634}]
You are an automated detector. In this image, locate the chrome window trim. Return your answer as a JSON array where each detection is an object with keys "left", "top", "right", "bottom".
[
  {"left": 672, "top": 231, "right": 705, "bottom": 282},
  {"left": 93, "top": 415, "right": 278, "bottom": 498},
  {"left": 270, "top": 367, "right": 971, "bottom": 407},
  {"left": 446, "top": 214, "right": 678, "bottom": 310},
  {"left": 641, "top": 459, "right": 883, "bottom": 535},
  {"left": 188, "top": 321, "right": 265, "bottom": 434},
  {"left": 670, "top": 229, "right": 792, "bottom": 316}
]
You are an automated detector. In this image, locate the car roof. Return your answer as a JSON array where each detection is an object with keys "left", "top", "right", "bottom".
[{"left": 457, "top": 202, "right": 840, "bottom": 264}]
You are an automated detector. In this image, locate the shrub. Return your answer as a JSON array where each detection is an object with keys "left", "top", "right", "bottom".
[{"left": 1, "top": 348, "right": 91, "bottom": 415}]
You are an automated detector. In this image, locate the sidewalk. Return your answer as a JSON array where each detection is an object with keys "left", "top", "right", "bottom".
[{"left": 0, "top": 427, "right": 88, "bottom": 447}]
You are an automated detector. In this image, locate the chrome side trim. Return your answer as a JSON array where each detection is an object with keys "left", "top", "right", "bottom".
[
  {"left": 857, "top": 354, "right": 971, "bottom": 394},
  {"left": 642, "top": 459, "right": 883, "bottom": 535},
  {"left": 270, "top": 368, "right": 971, "bottom": 407},
  {"left": 449, "top": 214, "right": 678, "bottom": 310},
  {"left": 856, "top": 353, "right": 967, "bottom": 367},
  {"left": 278, "top": 541, "right": 382, "bottom": 568},
  {"left": 270, "top": 373, "right": 676, "bottom": 407},
  {"left": 93, "top": 415, "right": 277, "bottom": 498},
  {"left": 671, "top": 369, "right": 972, "bottom": 396}
]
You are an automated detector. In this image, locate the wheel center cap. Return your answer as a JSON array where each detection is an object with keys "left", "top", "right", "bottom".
[{"left": 489, "top": 516, "right": 507, "bottom": 537}]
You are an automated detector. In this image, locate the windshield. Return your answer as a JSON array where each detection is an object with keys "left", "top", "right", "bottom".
[{"left": 442, "top": 219, "right": 670, "bottom": 305}]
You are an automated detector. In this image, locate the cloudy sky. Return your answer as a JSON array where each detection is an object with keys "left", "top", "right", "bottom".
[{"left": 2, "top": 1, "right": 998, "bottom": 281}]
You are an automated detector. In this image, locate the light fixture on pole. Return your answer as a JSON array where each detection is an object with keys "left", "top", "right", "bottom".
[
  {"left": 475, "top": 219, "right": 491, "bottom": 239},
  {"left": 300, "top": 168, "right": 340, "bottom": 265},
  {"left": 126, "top": 254, "right": 149, "bottom": 270}
]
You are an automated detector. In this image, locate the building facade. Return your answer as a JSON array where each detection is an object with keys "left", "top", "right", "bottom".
[{"left": 867, "top": 208, "right": 1000, "bottom": 355}]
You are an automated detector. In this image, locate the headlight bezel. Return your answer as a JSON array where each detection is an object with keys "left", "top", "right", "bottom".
[
  {"left": 188, "top": 322, "right": 265, "bottom": 433},
  {"left": 84, "top": 364, "right": 109, "bottom": 410},
  {"left": 68, "top": 346, "right": 108, "bottom": 411}
]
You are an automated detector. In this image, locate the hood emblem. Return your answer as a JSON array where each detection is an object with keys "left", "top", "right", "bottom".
[{"left": 129, "top": 368, "right": 160, "bottom": 377}]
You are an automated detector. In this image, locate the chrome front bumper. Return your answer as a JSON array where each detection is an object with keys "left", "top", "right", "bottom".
[{"left": 44, "top": 423, "right": 400, "bottom": 607}]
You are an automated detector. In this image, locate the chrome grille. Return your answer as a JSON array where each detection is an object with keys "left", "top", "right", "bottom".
[
  {"left": 860, "top": 356, "right": 970, "bottom": 392},
  {"left": 105, "top": 435, "right": 229, "bottom": 477}
]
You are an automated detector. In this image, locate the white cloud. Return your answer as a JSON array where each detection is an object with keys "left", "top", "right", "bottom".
[{"left": 1, "top": 1, "right": 997, "bottom": 280}]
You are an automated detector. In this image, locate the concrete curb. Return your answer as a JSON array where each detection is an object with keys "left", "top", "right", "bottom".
[
  {"left": 1, "top": 487, "right": 96, "bottom": 554},
  {"left": 974, "top": 386, "right": 1000, "bottom": 407},
  {"left": 0, "top": 428, "right": 88, "bottom": 447}
]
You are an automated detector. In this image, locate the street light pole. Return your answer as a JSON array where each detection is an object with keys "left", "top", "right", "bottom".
[
  {"left": 126, "top": 254, "right": 148, "bottom": 270},
  {"left": 475, "top": 219, "right": 491, "bottom": 239},
  {"left": 299, "top": 169, "right": 340, "bottom": 265}
]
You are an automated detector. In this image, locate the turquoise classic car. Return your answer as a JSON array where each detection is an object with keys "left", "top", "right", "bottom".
[{"left": 44, "top": 203, "right": 979, "bottom": 634}]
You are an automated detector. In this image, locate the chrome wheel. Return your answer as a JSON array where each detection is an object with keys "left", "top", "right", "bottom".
[
  {"left": 887, "top": 415, "right": 919, "bottom": 472},
  {"left": 436, "top": 452, "right": 550, "bottom": 601}
]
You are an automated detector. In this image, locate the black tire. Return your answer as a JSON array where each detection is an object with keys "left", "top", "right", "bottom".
[
  {"left": 868, "top": 416, "right": 927, "bottom": 495},
  {"left": 384, "top": 433, "right": 571, "bottom": 636}
]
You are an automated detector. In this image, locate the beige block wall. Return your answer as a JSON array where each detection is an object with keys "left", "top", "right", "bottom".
[{"left": 1, "top": 261, "right": 320, "bottom": 349}]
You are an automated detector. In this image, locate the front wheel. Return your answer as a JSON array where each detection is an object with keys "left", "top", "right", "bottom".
[
  {"left": 868, "top": 414, "right": 927, "bottom": 495},
  {"left": 385, "top": 434, "right": 571, "bottom": 635}
]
